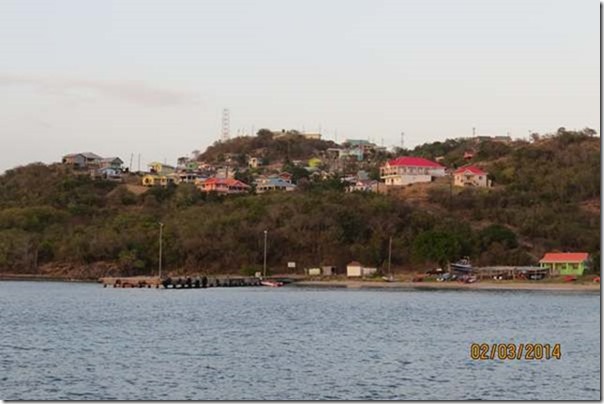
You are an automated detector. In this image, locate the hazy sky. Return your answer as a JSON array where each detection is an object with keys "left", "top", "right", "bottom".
[{"left": 0, "top": 0, "right": 599, "bottom": 172}]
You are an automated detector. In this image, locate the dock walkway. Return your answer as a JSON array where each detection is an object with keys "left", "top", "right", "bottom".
[{"left": 99, "top": 276, "right": 262, "bottom": 289}]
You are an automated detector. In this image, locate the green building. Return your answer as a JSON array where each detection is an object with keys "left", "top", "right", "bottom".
[{"left": 539, "top": 252, "right": 589, "bottom": 276}]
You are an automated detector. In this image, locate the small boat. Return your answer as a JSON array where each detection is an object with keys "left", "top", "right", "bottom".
[{"left": 261, "top": 280, "right": 284, "bottom": 287}]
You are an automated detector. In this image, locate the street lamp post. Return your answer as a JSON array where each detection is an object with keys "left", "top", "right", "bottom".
[
  {"left": 158, "top": 222, "right": 164, "bottom": 280},
  {"left": 263, "top": 229, "right": 268, "bottom": 278}
]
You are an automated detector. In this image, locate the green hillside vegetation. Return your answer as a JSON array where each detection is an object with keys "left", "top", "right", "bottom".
[
  {"left": 199, "top": 129, "right": 338, "bottom": 165},
  {"left": 0, "top": 129, "right": 599, "bottom": 278}
]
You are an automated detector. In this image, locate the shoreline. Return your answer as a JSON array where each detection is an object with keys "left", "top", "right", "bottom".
[
  {"left": 292, "top": 279, "right": 601, "bottom": 292},
  {"left": 1, "top": 273, "right": 600, "bottom": 292}
]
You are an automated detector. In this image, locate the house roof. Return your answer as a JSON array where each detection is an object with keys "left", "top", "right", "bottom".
[
  {"left": 64, "top": 152, "right": 103, "bottom": 160},
  {"left": 148, "top": 162, "right": 175, "bottom": 170},
  {"left": 347, "top": 261, "right": 362, "bottom": 266},
  {"left": 102, "top": 157, "right": 123, "bottom": 163},
  {"left": 256, "top": 178, "right": 296, "bottom": 188},
  {"left": 354, "top": 180, "right": 377, "bottom": 186},
  {"left": 539, "top": 252, "right": 589, "bottom": 263},
  {"left": 454, "top": 165, "right": 486, "bottom": 175},
  {"left": 387, "top": 156, "right": 444, "bottom": 168},
  {"left": 203, "top": 178, "right": 250, "bottom": 188}
]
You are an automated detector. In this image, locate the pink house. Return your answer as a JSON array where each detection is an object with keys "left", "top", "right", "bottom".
[{"left": 198, "top": 178, "right": 250, "bottom": 194}]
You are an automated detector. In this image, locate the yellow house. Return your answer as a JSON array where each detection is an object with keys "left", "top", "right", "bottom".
[
  {"left": 142, "top": 174, "right": 176, "bottom": 187},
  {"left": 147, "top": 162, "right": 176, "bottom": 175},
  {"left": 308, "top": 157, "right": 322, "bottom": 168},
  {"left": 142, "top": 174, "right": 159, "bottom": 186}
]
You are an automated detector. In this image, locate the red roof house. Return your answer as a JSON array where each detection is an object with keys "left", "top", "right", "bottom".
[
  {"left": 198, "top": 178, "right": 250, "bottom": 194},
  {"left": 539, "top": 252, "right": 589, "bottom": 263},
  {"left": 453, "top": 165, "right": 490, "bottom": 188},
  {"left": 454, "top": 165, "right": 486, "bottom": 175},
  {"left": 539, "top": 252, "right": 590, "bottom": 276},
  {"left": 386, "top": 156, "right": 445, "bottom": 168},
  {"left": 380, "top": 157, "right": 446, "bottom": 186}
]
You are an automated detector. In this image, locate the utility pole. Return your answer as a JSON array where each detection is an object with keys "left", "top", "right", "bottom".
[
  {"left": 263, "top": 229, "right": 268, "bottom": 278},
  {"left": 158, "top": 222, "right": 164, "bottom": 279}
]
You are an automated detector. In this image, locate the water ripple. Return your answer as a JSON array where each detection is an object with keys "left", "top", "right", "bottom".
[{"left": 0, "top": 282, "right": 599, "bottom": 400}]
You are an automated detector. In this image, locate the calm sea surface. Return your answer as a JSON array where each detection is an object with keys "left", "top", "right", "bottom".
[{"left": 0, "top": 281, "right": 600, "bottom": 400}]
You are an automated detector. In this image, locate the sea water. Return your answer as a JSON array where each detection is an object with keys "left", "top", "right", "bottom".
[{"left": 0, "top": 281, "right": 599, "bottom": 400}]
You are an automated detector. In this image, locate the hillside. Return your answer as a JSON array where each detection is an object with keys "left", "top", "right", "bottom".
[
  {"left": 0, "top": 128, "right": 599, "bottom": 279},
  {"left": 198, "top": 129, "right": 338, "bottom": 165}
]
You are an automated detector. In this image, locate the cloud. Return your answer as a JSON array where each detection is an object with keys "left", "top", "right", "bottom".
[{"left": 0, "top": 74, "right": 201, "bottom": 107}]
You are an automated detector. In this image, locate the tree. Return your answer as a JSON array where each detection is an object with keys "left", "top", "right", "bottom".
[
  {"left": 412, "top": 230, "right": 462, "bottom": 267},
  {"left": 479, "top": 224, "right": 518, "bottom": 250}
]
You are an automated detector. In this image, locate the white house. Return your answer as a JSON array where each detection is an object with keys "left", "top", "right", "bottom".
[
  {"left": 322, "top": 266, "right": 336, "bottom": 276},
  {"left": 346, "top": 261, "right": 363, "bottom": 277},
  {"left": 62, "top": 152, "right": 103, "bottom": 169},
  {"left": 453, "top": 165, "right": 491, "bottom": 188},
  {"left": 96, "top": 167, "right": 122, "bottom": 182},
  {"left": 99, "top": 157, "right": 124, "bottom": 170},
  {"left": 380, "top": 157, "right": 446, "bottom": 186},
  {"left": 307, "top": 268, "right": 321, "bottom": 276},
  {"left": 248, "top": 156, "right": 261, "bottom": 169},
  {"left": 255, "top": 176, "right": 297, "bottom": 193},
  {"left": 346, "top": 262, "right": 377, "bottom": 277}
]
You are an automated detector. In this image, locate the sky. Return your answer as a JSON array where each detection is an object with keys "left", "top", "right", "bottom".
[{"left": 0, "top": 0, "right": 599, "bottom": 172}]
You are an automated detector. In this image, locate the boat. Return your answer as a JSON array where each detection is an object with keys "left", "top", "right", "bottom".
[
  {"left": 464, "top": 275, "right": 478, "bottom": 284},
  {"left": 260, "top": 280, "right": 284, "bottom": 287},
  {"left": 450, "top": 257, "right": 473, "bottom": 273}
]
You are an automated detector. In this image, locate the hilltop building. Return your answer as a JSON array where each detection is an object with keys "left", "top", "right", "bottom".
[
  {"left": 99, "top": 157, "right": 124, "bottom": 170},
  {"left": 380, "top": 157, "right": 446, "bottom": 186},
  {"left": 63, "top": 152, "right": 125, "bottom": 182},
  {"left": 62, "top": 152, "right": 103, "bottom": 169}
]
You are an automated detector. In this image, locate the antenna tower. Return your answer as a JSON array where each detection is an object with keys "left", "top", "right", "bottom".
[
  {"left": 221, "top": 108, "right": 230, "bottom": 142},
  {"left": 400, "top": 131, "right": 405, "bottom": 149}
]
